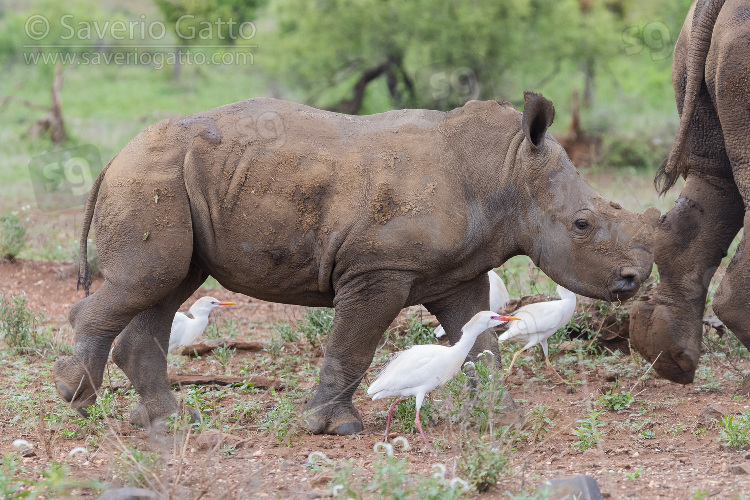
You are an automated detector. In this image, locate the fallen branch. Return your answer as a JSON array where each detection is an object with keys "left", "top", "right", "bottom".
[
  {"left": 169, "top": 374, "right": 283, "bottom": 390},
  {"left": 179, "top": 339, "right": 265, "bottom": 356}
]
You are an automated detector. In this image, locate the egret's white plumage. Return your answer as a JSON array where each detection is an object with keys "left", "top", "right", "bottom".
[
  {"left": 434, "top": 271, "right": 511, "bottom": 338},
  {"left": 368, "top": 310, "right": 520, "bottom": 449},
  {"left": 498, "top": 284, "right": 576, "bottom": 384},
  {"left": 168, "top": 296, "right": 235, "bottom": 353}
]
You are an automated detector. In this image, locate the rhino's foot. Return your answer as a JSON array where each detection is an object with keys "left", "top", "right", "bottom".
[
  {"left": 129, "top": 400, "right": 197, "bottom": 432},
  {"left": 53, "top": 356, "right": 99, "bottom": 415},
  {"left": 304, "top": 401, "right": 363, "bottom": 435}
]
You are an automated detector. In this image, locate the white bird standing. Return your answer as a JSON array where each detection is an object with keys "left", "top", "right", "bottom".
[
  {"left": 434, "top": 271, "right": 511, "bottom": 338},
  {"left": 498, "top": 284, "right": 576, "bottom": 384},
  {"left": 168, "top": 296, "right": 235, "bottom": 353},
  {"left": 368, "top": 311, "right": 520, "bottom": 450}
]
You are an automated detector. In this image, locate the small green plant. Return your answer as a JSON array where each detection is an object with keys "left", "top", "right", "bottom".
[
  {"left": 260, "top": 394, "right": 299, "bottom": 446},
  {"left": 112, "top": 446, "right": 162, "bottom": 488},
  {"left": 639, "top": 429, "right": 656, "bottom": 440},
  {"left": 0, "top": 213, "right": 26, "bottom": 261},
  {"left": 213, "top": 345, "right": 236, "bottom": 372},
  {"left": 264, "top": 332, "right": 283, "bottom": 361},
  {"left": 394, "top": 397, "right": 433, "bottom": 434},
  {"left": 692, "top": 489, "right": 710, "bottom": 500},
  {"left": 184, "top": 385, "right": 214, "bottom": 414},
  {"left": 527, "top": 404, "right": 553, "bottom": 442},
  {"left": 625, "top": 468, "right": 642, "bottom": 480},
  {"left": 394, "top": 313, "right": 435, "bottom": 349},
  {"left": 599, "top": 389, "right": 634, "bottom": 411},
  {"left": 718, "top": 412, "right": 750, "bottom": 449},
  {"left": 458, "top": 436, "right": 510, "bottom": 493},
  {"left": 0, "top": 454, "right": 102, "bottom": 498},
  {"left": 299, "top": 307, "right": 335, "bottom": 345},
  {"left": 572, "top": 408, "right": 606, "bottom": 450},
  {"left": 273, "top": 320, "right": 299, "bottom": 342},
  {"left": 0, "top": 293, "right": 46, "bottom": 352}
]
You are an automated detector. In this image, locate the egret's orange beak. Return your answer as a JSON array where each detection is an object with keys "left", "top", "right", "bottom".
[
  {"left": 215, "top": 302, "right": 235, "bottom": 306},
  {"left": 493, "top": 315, "right": 520, "bottom": 321}
]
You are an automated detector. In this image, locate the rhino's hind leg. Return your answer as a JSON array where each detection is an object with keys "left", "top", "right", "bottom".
[
  {"left": 304, "top": 271, "right": 411, "bottom": 435},
  {"left": 112, "top": 262, "right": 208, "bottom": 430},
  {"left": 55, "top": 272, "right": 188, "bottom": 416}
]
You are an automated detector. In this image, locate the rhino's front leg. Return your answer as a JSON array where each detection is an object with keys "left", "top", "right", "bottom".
[
  {"left": 631, "top": 175, "right": 743, "bottom": 383},
  {"left": 425, "top": 272, "right": 521, "bottom": 423},
  {"left": 304, "top": 271, "right": 411, "bottom": 435}
]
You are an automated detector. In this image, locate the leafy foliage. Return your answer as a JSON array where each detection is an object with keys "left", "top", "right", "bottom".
[
  {"left": 599, "top": 389, "right": 635, "bottom": 411},
  {"left": 718, "top": 412, "right": 750, "bottom": 449},
  {"left": 572, "top": 408, "right": 606, "bottom": 450},
  {"left": 0, "top": 213, "right": 25, "bottom": 260},
  {"left": 0, "top": 293, "right": 46, "bottom": 352}
]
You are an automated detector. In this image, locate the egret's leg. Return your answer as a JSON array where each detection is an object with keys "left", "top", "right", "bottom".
[
  {"left": 414, "top": 394, "right": 430, "bottom": 450},
  {"left": 539, "top": 340, "right": 569, "bottom": 385},
  {"left": 506, "top": 348, "right": 525, "bottom": 374},
  {"left": 383, "top": 397, "right": 405, "bottom": 442}
]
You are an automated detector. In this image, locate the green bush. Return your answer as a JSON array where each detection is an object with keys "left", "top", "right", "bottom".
[
  {"left": 0, "top": 293, "right": 45, "bottom": 351},
  {"left": 0, "top": 213, "right": 25, "bottom": 261},
  {"left": 458, "top": 436, "right": 509, "bottom": 493}
]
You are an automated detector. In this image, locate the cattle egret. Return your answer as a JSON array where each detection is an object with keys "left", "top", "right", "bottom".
[
  {"left": 168, "top": 297, "right": 235, "bottom": 353},
  {"left": 498, "top": 285, "right": 576, "bottom": 384},
  {"left": 434, "top": 271, "right": 511, "bottom": 338},
  {"left": 368, "top": 311, "right": 520, "bottom": 449}
]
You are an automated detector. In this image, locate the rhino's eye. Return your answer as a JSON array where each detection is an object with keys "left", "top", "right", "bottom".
[{"left": 574, "top": 219, "right": 589, "bottom": 230}]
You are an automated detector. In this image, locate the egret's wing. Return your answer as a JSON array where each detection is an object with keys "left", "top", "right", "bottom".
[
  {"left": 488, "top": 271, "right": 511, "bottom": 312},
  {"left": 168, "top": 312, "right": 190, "bottom": 353},
  {"left": 499, "top": 302, "right": 564, "bottom": 341},
  {"left": 434, "top": 325, "right": 446, "bottom": 338},
  {"left": 367, "top": 345, "right": 447, "bottom": 397}
]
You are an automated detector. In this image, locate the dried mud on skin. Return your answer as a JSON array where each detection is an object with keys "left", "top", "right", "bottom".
[{"left": 2, "top": 259, "right": 750, "bottom": 499}]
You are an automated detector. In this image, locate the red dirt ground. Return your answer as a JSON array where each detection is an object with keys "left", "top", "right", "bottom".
[{"left": 2, "top": 259, "right": 750, "bottom": 499}]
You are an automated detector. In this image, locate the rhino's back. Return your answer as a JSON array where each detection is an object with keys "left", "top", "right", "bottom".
[{"left": 98, "top": 98, "right": 517, "bottom": 305}]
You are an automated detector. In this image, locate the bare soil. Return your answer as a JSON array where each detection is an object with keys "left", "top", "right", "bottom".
[{"left": 2, "top": 259, "right": 750, "bottom": 499}]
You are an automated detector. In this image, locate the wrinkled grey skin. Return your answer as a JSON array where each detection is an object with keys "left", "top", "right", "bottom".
[
  {"left": 54, "top": 92, "right": 657, "bottom": 434},
  {"left": 630, "top": 0, "right": 750, "bottom": 384}
]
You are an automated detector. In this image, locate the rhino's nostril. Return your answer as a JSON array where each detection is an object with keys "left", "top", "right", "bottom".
[{"left": 620, "top": 267, "right": 639, "bottom": 281}]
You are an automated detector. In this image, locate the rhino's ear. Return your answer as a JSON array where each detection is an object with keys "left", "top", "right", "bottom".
[{"left": 522, "top": 91, "right": 555, "bottom": 149}]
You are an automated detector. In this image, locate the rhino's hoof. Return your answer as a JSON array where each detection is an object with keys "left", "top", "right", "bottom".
[
  {"left": 53, "top": 358, "right": 97, "bottom": 412},
  {"left": 303, "top": 414, "right": 327, "bottom": 435},
  {"left": 303, "top": 403, "right": 363, "bottom": 435},
  {"left": 130, "top": 403, "right": 150, "bottom": 428},
  {"left": 130, "top": 403, "right": 201, "bottom": 431},
  {"left": 332, "top": 420, "right": 363, "bottom": 435}
]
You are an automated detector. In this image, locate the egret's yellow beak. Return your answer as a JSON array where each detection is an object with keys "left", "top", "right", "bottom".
[
  {"left": 493, "top": 315, "right": 520, "bottom": 321},
  {"left": 216, "top": 302, "right": 235, "bottom": 306}
]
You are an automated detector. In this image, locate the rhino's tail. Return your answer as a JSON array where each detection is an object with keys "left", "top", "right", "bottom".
[
  {"left": 77, "top": 155, "right": 116, "bottom": 296},
  {"left": 656, "top": 0, "right": 726, "bottom": 196}
]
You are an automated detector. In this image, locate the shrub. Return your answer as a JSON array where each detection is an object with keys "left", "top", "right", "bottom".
[
  {"left": 0, "top": 293, "right": 45, "bottom": 351},
  {"left": 0, "top": 213, "right": 25, "bottom": 261}
]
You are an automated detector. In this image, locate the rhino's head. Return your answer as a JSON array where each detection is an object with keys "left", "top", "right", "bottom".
[{"left": 511, "top": 92, "right": 659, "bottom": 302}]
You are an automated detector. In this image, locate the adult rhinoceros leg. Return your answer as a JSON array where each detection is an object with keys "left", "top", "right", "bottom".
[
  {"left": 111, "top": 262, "right": 208, "bottom": 429},
  {"left": 711, "top": 53, "right": 750, "bottom": 352},
  {"left": 304, "top": 271, "right": 411, "bottom": 435},
  {"left": 631, "top": 175, "right": 743, "bottom": 383}
]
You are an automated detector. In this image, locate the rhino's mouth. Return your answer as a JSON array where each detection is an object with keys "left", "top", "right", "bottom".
[{"left": 608, "top": 266, "right": 642, "bottom": 301}]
